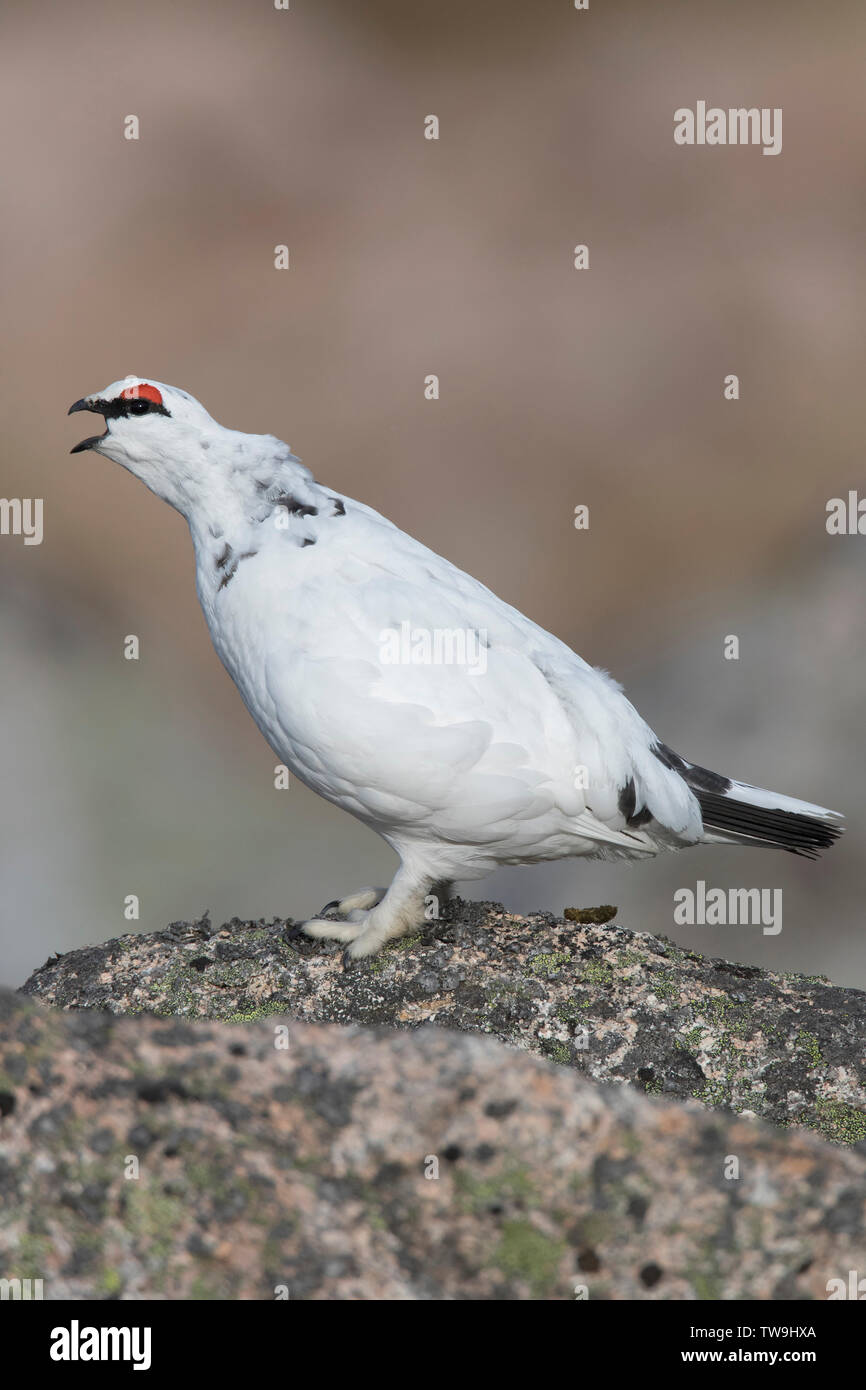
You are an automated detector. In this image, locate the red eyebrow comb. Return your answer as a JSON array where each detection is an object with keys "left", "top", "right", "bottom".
[{"left": 120, "top": 383, "right": 163, "bottom": 405}]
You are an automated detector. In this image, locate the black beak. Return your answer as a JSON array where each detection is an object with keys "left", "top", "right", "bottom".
[{"left": 68, "top": 398, "right": 107, "bottom": 454}]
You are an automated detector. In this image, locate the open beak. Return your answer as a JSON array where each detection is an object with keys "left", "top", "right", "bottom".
[{"left": 68, "top": 398, "right": 108, "bottom": 454}]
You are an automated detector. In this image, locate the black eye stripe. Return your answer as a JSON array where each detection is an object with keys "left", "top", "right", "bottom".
[{"left": 96, "top": 398, "right": 172, "bottom": 420}]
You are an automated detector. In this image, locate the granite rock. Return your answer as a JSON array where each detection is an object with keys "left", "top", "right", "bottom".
[
  {"left": 21, "top": 899, "right": 866, "bottom": 1146},
  {"left": 1, "top": 988, "right": 864, "bottom": 1300}
]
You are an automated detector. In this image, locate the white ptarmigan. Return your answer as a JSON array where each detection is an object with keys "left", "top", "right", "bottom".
[{"left": 70, "top": 377, "right": 843, "bottom": 957}]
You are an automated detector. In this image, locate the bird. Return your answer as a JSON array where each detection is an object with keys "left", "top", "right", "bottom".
[{"left": 69, "top": 377, "right": 843, "bottom": 958}]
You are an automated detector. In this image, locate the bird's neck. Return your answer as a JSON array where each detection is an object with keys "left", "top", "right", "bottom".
[
  {"left": 185, "top": 437, "right": 322, "bottom": 597},
  {"left": 183, "top": 432, "right": 311, "bottom": 538}
]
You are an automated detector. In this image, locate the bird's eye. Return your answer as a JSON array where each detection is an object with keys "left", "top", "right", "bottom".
[{"left": 128, "top": 399, "right": 151, "bottom": 415}]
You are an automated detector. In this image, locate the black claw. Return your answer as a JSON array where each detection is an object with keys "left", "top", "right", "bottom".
[{"left": 319, "top": 899, "right": 341, "bottom": 916}]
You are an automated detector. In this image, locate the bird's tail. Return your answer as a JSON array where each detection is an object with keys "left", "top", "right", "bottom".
[
  {"left": 694, "top": 777, "right": 843, "bottom": 859},
  {"left": 651, "top": 743, "right": 844, "bottom": 858}
]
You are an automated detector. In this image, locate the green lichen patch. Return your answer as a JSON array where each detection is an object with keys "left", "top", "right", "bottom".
[
  {"left": 529, "top": 950, "right": 572, "bottom": 978},
  {"left": 814, "top": 1099, "right": 866, "bottom": 1146}
]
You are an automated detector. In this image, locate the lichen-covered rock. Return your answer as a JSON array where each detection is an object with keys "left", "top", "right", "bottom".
[
  {"left": 0, "top": 989, "right": 863, "bottom": 1300},
  {"left": 21, "top": 900, "right": 866, "bottom": 1146}
]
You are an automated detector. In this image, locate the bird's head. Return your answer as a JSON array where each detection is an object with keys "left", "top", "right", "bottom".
[
  {"left": 69, "top": 376, "right": 309, "bottom": 530},
  {"left": 68, "top": 377, "right": 212, "bottom": 455},
  {"left": 69, "top": 376, "right": 248, "bottom": 518}
]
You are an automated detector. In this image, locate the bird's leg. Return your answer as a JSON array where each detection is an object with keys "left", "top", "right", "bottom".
[
  {"left": 344, "top": 868, "right": 435, "bottom": 959},
  {"left": 300, "top": 886, "right": 388, "bottom": 944},
  {"left": 301, "top": 868, "right": 433, "bottom": 955}
]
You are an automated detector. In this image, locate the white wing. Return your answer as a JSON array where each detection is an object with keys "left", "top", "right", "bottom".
[{"left": 252, "top": 495, "right": 702, "bottom": 854}]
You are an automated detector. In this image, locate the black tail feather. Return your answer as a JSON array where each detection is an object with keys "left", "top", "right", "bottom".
[{"left": 696, "top": 789, "right": 843, "bottom": 859}]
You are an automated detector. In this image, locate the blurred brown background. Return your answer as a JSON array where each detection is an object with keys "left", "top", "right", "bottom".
[{"left": 1, "top": 0, "right": 864, "bottom": 987}]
